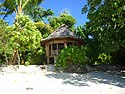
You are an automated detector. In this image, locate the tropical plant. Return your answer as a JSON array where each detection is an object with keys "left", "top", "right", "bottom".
[
  {"left": 48, "top": 12, "right": 76, "bottom": 30},
  {"left": 0, "top": 0, "right": 49, "bottom": 66},
  {"left": 56, "top": 46, "right": 89, "bottom": 70},
  {"left": 82, "top": 0, "right": 125, "bottom": 64},
  {"left": 34, "top": 21, "right": 53, "bottom": 38},
  {"left": 10, "top": 15, "right": 42, "bottom": 64},
  {"left": 24, "top": 6, "right": 54, "bottom": 22},
  {"left": 0, "top": 19, "right": 13, "bottom": 65},
  {"left": 0, "top": 0, "right": 44, "bottom": 17},
  {"left": 75, "top": 25, "right": 86, "bottom": 38}
]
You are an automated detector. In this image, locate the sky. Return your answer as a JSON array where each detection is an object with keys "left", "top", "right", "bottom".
[
  {"left": 41, "top": 0, "right": 88, "bottom": 26},
  {"left": 2, "top": 0, "right": 88, "bottom": 27}
]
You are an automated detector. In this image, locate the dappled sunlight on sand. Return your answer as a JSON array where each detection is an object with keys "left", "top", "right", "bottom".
[{"left": 0, "top": 65, "right": 125, "bottom": 94}]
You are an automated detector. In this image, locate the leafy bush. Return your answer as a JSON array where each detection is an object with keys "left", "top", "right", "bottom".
[
  {"left": 27, "top": 47, "right": 45, "bottom": 65},
  {"left": 56, "top": 46, "right": 89, "bottom": 70},
  {"left": 10, "top": 15, "right": 44, "bottom": 65},
  {"left": 97, "top": 53, "right": 111, "bottom": 64},
  {"left": 25, "top": 61, "right": 30, "bottom": 66}
]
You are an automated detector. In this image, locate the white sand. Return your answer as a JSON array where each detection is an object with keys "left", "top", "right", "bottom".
[{"left": 0, "top": 65, "right": 125, "bottom": 94}]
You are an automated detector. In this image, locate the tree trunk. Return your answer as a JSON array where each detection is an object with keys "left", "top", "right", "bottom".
[
  {"left": 9, "top": 49, "right": 20, "bottom": 65},
  {"left": 17, "top": 51, "right": 20, "bottom": 65},
  {"left": 17, "top": 0, "right": 22, "bottom": 16},
  {"left": 18, "top": 6, "right": 22, "bottom": 15},
  {"left": 4, "top": 51, "right": 9, "bottom": 66}
]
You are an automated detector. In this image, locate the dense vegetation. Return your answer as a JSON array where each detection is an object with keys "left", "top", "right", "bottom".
[
  {"left": 0, "top": 0, "right": 125, "bottom": 69},
  {"left": 56, "top": 46, "right": 89, "bottom": 70},
  {"left": 82, "top": 0, "right": 125, "bottom": 65},
  {"left": 56, "top": 0, "right": 125, "bottom": 70}
]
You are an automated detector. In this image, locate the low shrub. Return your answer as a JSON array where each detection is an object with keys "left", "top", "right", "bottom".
[{"left": 56, "top": 46, "right": 89, "bottom": 71}]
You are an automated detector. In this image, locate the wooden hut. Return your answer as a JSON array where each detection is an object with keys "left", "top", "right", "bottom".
[{"left": 41, "top": 24, "right": 84, "bottom": 64}]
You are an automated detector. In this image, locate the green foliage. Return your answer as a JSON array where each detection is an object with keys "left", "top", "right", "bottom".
[
  {"left": 56, "top": 46, "right": 88, "bottom": 70},
  {"left": 0, "top": 59, "right": 2, "bottom": 64},
  {"left": 0, "top": 20, "right": 10, "bottom": 49},
  {"left": 82, "top": 0, "right": 125, "bottom": 64},
  {"left": 0, "top": 20, "right": 13, "bottom": 64},
  {"left": 97, "top": 53, "right": 111, "bottom": 64},
  {"left": 0, "top": 0, "right": 44, "bottom": 17},
  {"left": 48, "top": 13, "right": 76, "bottom": 30},
  {"left": 75, "top": 25, "right": 86, "bottom": 38},
  {"left": 111, "top": 48, "right": 125, "bottom": 65},
  {"left": 0, "top": 0, "right": 16, "bottom": 15},
  {"left": 83, "top": 0, "right": 125, "bottom": 52},
  {"left": 10, "top": 15, "right": 44, "bottom": 65},
  {"left": 25, "top": 61, "right": 30, "bottom": 66},
  {"left": 12, "top": 15, "right": 42, "bottom": 52},
  {"left": 25, "top": 6, "right": 54, "bottom": 22},
  {"left": 0, "top": 0, "right": 47, "bottom": 65},
  {"left": 25, "top": 47, "right": 45, "bottom": 65},
  {"left": 34, "top": 21, "right": 53, "bottom": 38}
]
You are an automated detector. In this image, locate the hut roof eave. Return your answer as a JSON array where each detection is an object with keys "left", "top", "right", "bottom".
[
  {"left": 41, "top": 36, "right": 84, "bottom": 46},
  {"left": 40, "top": 24, "right": 85, "bottom": 46}
]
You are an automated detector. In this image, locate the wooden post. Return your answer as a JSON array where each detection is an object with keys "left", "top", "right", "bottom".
[
  {"left": 47, "top": 57, "right": 49, "bottom": 65},
  {"left": 64, "top": 42, "right": 67, "bottom": 48}
]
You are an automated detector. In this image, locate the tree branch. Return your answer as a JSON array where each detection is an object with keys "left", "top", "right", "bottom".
[{"left": 22, "top": 0, "right": 29, "bottom": 9}]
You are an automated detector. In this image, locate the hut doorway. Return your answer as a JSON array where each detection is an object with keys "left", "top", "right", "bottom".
[
  {"left": 49, "top": 57, "right": 54, "bottom": 64},
  {"left": 41, "top": 24, "right": 84, "bottom": 64}
]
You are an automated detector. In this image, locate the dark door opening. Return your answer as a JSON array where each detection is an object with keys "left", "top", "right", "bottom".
[{"left": 49, "top": 57, "right": 54, "bottom": 64}]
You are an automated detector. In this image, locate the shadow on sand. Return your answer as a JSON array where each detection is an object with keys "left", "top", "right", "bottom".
[{"left": 46, "top": 71, "right": 125, "bottom": 87}]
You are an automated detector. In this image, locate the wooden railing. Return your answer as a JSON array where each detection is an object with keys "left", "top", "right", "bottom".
[{"left": 49, "top": 50, "right": 61, "bottom": 56}]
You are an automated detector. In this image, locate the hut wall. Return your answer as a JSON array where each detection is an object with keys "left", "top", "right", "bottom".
[{"left": 44, "top": 39, "right": 82, "bottom": 64}]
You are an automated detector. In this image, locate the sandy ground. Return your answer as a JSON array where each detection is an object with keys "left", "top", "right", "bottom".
[{"left": 0, "top": 65, "right": 125, "bottom": 94}]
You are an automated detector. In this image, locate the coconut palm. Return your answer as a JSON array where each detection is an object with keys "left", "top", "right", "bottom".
[
  {"left": 0, "top": 0, "right": 44, "bottom": 18},
  {"left": 0, "top": 0, "right": 44, "bottom": 65}
]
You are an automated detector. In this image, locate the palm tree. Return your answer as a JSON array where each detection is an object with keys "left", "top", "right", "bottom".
[
  {"left": 0, "top": 0, "right": 44, "bottom": 65},
  {"left": 0, "top": 0, "right": 44, "bottom": 18}
]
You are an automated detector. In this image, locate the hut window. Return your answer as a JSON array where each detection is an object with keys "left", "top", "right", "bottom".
[
  {"left": 58, "top": 43, "right": 64, "bottom": 50},
  {"left": 52, "top": 44, "right": 57, "bottom": 50},
  {"left": 67, "top": 42, "right": 73, "bottom": 47}
]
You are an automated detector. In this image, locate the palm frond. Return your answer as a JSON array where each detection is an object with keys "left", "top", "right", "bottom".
[
  {"left": 0, "top": 12, "right": 7, "bottom": 14},
  {"left": 0, "top": 3, "right": 4, "bottom": 7}
]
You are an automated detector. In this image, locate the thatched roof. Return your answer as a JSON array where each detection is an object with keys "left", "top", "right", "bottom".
[{"left": 41, "top": 24, "right": 84, "bottom": 45}]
